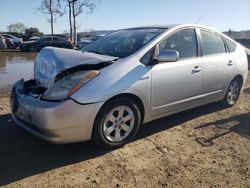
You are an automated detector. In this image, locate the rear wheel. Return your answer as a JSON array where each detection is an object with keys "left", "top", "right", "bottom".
[
  {"left": 221, "top": 78, "right": 241, "bottom": 107},
  {"left": 93, "top": 98, "right": 141, "bottom": 148}
]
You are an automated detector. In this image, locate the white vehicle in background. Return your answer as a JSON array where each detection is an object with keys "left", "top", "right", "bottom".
[{"left": 2, "top": 34, "right": 23, "bottom": 48}]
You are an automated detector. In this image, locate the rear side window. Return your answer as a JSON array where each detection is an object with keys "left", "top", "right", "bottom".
[
  {"left": 158, "top": 29, "right": 198, "bottom": 59},
  {"left": 201, "top": 30, "right": 226, "bottom": 56},
  {"left": 224, "top": 38, "right": 236, "bottom": 52}
]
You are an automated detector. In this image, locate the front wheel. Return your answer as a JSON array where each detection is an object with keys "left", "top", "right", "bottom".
[
  {"left": 221, "top": 78, "right": 242, "bottom": 107},
  {"left": 92, "top": 98, "right": 141, "bottom": 148}
]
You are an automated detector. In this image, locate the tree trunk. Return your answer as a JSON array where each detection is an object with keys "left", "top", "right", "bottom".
[
  {"left": 68, "top": 1, "right": 73, "bottom": 41},
  {"left": 72, "top": 2, "right": 77, "bottom": 45},
  {"left": 49, "top": 0, "right": 54, "bottom": 34}
]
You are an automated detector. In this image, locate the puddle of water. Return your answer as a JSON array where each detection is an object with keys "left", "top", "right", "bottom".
[{"left": 0, "top": 52, "right": 37, "bottom": 89}]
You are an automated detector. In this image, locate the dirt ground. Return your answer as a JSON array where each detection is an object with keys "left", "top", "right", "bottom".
[{"left": 0, "top": 72, "right": 249, "bottom": 188}]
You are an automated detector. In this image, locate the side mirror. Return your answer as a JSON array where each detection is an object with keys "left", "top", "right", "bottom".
[{"left": 156, "top": 50, "right": 179, "bottom": 63}]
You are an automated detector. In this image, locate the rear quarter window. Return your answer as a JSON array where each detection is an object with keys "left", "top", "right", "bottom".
[{"left": 224, "top": 38, "right": 237, "bottom": 52}]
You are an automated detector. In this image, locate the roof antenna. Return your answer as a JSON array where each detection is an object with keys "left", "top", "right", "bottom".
[{"left": 196, "top": 16, "right": 204, "bottom": 24}]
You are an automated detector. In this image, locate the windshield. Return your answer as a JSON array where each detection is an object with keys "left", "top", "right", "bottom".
[{"left": 82, "top": 28, "right": 165, "bottom": 58}]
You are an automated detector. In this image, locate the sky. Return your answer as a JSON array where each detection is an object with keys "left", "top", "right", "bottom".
[{"left": 0, "top": 0, "right": 250, "bottom": 34}]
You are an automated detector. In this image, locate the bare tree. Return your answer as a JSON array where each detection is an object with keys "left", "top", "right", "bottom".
[
  {"left": 64, "top": 0, "right": 73, "bottom": 41},
  {"left": 71, "top": 0, "right": 98, "bottom": 45},
  {"left": 38, "top": 0, "right": 64, "bottom": 34}
]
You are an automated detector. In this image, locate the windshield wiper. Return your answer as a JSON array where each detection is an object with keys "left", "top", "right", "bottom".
[
  {"left": 83, "top": 50, "right": 120, "bottom": 60},
  {"left": 84, "top": 50, "right": 106, "bottom": 55}
]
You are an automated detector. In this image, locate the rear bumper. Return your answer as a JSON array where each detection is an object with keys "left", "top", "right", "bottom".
[{"left": 11, "top": 80, "right": 104, "bottom": 144}]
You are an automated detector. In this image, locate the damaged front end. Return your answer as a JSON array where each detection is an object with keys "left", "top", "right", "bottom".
[
  {"left": 20, "top": 70, "right": 99, "bottom": 101},
  {"left": 10, "top": 47, "right": 116, "bottom": 143},
  {"left": 21, "top": 47, "right": 118, "bottom": 101}
]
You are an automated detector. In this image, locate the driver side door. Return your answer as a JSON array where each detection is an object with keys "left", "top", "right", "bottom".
[{"left": 151, "top": 28, "right": 203, "bottom": 116}]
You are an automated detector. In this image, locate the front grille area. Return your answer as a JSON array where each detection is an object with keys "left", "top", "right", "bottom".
[{"left": 15, "top": 115, "right": 46, "bottom": 135}]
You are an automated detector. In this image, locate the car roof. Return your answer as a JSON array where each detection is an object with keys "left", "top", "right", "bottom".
[
  {"left": 122, "top": 24, "right": 220, "bottom": 32},
  {"left": 124, "top": 24, "right": 178, "bottom": 30}
]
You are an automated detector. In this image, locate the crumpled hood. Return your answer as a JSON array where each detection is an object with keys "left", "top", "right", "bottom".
[{"left": 34, "top": 47, "right": 118, "bottom": 88}]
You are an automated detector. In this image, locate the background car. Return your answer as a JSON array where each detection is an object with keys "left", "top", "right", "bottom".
[
  {"left": 77, "top": 35, "right": 104, "bottom": 49},
  {"left": 77, "top": 39, "right": 94, "bottom": 48},
  {"left": 4, "top": 37, "right": 14, "bottom": 49},
  {"left": 28, "top": 36, "right": 40, "bottom": 41},
  {"left": 0, "top": 33, "right": 7, "bottom": 49},
  {"left": 46, "top": 34, "right": 70, "bottom": 42},
  {"left": 2, "top": 34, "right": 23, "bottom": 48},
  {"left": 19, "top": 36, "right": 74, "bottom": 52},
  {"left": 236, "top": 39, "right": 250, "bottom": 49}
]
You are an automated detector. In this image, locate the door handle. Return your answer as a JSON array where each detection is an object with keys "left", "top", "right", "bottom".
[
  {"left": 192, "top": 66, "right": 202, "bottom": 73},
  {"left": 228, "top": 60, "right": 234, "bottom": 66}
]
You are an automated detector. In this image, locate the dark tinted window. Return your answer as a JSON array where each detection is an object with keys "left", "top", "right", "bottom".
[
  {"left": 158, "top": 29, "right": 197, "bottom": 59},
  {"left": 44, "top": 37, "right": 52, "bottom": 42},
  {"left": 236, "top": 39, "right": 250, "bottom": 48},
  {"left": 201, "top": 30, "right": 226, "bottom": 56},
  {"left": 53, "top": 37, "right": 60, "bottom": 41},
  {"left": 225, "top": 38, "right": 236, "bottom": 52}
]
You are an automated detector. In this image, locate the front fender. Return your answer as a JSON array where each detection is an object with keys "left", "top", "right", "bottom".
[{"left": 71, "top": 56, "right": 151, "bottom": 105}]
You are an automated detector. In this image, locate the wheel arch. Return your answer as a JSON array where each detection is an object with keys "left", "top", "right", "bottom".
[
  {"left": 92, "top": 93, "right": 145, "bottom": 148},
  {"left": 233, "top": 74, "right": 243, "bottom": 86},
  {"left": 99, "top": 93, "right": 145, "bottom": 124},
  {"left": 224, "top": 74, "right": 244, "bottom": 97}
]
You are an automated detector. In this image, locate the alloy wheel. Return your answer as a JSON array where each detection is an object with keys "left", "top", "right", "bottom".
[
  {"left": 103, "top": 106, "right": 135, "bottom": 142},
  {"left": 227, "top": 80, "right": 240, "bottom": 105}
]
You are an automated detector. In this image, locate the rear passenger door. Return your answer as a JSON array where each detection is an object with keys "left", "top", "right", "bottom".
[{"left": 199, "top": 29, "right": 236, "bottom": 101}]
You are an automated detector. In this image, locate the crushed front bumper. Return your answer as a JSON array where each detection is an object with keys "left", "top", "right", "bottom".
[{"left": 11, "top": 79, "right": 104, "bottom": 144}]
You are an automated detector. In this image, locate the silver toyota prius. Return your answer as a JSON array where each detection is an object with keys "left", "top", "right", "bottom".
[{"left": 11, "top": 24, "right": 248, "bottom": 148}]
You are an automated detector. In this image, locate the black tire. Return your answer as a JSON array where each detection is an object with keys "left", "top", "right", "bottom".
[
  {"left": 221, "top": 78, "right": 242, "bottom": 107},
  {"left": 92, "top": 97, "right": 141, "bottom": 149}
]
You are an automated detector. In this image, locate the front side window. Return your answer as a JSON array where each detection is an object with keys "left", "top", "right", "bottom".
[
  {"left": 201, "top": 30, "right": 226, "bottom": 56},
  {"left": 82, "top": 28, "right": 164, "bottom": 58},
  {"left": 158, "top": 29, "right": 198, "bottom": 59}
]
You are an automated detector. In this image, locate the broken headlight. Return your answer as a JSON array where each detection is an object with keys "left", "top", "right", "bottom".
[{"left": 42, "top": 70, "right": 99, "bottom": 101}]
